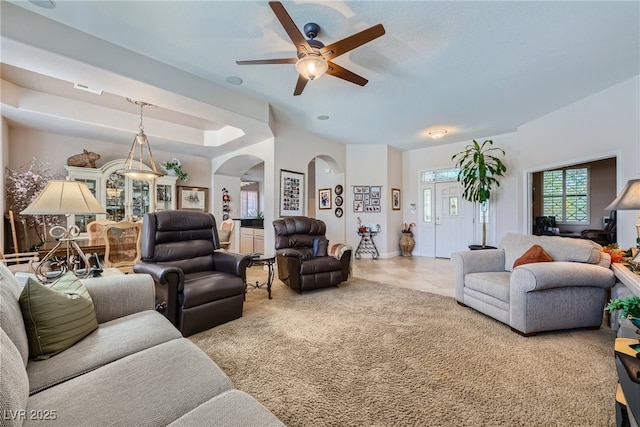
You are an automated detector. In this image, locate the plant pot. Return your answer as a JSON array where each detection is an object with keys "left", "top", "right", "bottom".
[
  {"left": 400, "top": 232, "right": 415, "bottom": 257},
  {"left": 469, "top": 245, "right": 497, "bottom": 251}
]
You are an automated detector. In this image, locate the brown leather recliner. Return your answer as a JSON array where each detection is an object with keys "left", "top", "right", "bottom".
[
  {"left": 133, "top": 211, "right": 251, "bottom": 336},
  {"left": 273, "top": 216, "right": 351, "bottom": 293}
]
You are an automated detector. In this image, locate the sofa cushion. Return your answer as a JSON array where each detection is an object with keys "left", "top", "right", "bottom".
[
  {"left": 513, "top": 244, "right": 553, "bottom": 268},
  {"left": 169, "top": 389, "right": 285, "bottom": 427},
  {"left": 19, "top": 274, "right": 98, "bottom": 360},
  {"left": 25, "top": 338, "right": 234, "bottom": 427},
  {"left": 465, "top": 272, "right": 511, "bottom": 303},
  {"left": 299, "top": 256, "right": 343, "bottom": 275},
  {"left": 182, "top": 272, "right": 245, "bottom": 309},
  {"left": 27, "top": 310, "right": 181, "bottom": 394},
  {"left": 0, "top": 262, "right": 29, "bottom": 366},
  {"left": 500, "top": 233, "right": 603, "bottom": 272},
  {"left": 0, "top": 328, "right": 29, "bottom": 426}
]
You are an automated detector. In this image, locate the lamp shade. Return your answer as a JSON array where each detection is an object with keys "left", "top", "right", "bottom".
[
  {"left": 21, "top": 180, "right": 106, "bottom": 215},
  {"left": 605, "top": 179, "right": 640, "bottom": 210}
]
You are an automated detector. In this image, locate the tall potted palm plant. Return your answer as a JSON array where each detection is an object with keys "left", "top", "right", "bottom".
[{"left": 451, "top": 139, "right": 507, "bottom": 248}]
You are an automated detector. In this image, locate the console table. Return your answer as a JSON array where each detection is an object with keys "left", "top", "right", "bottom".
[
  {"left": 355, "top": 231, "right": 379, "bottom": 259},
  {"left": 611, "top": 263, "right": 640, "bottom": 296}
]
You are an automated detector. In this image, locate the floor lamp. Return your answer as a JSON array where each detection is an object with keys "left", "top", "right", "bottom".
[
  {"left": 605, "top": 178, "right": 640, "bottom": 249},
  {"left": 21, "top": 179, "right": 106, "bottom": 283}
]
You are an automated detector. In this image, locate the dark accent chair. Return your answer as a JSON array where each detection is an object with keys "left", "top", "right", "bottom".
[
  {"left": 581, "top": 210, "right": 617, "bottom": 246},
  {"left": 273, "top": 216, "right": 351, "bottom": 293},
  {"left": 133, "top": 211, "right": 251, "bottom": 336}
]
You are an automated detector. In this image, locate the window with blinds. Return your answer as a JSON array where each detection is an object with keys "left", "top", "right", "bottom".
[{"left": 542, "top": 167, "right": 589, "bottom": 223}]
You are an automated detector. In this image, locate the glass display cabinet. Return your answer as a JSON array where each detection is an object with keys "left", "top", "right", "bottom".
[{"left": 66, "top": 159, "right": 177, "bottom": 234}]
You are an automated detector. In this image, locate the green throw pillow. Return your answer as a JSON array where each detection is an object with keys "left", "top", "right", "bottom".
[
  {"left": 218, "top": 229, "right": 231, "bottom": 242},
  {"left": 19, "top": 273, "right": 98, "bottom": 360}
]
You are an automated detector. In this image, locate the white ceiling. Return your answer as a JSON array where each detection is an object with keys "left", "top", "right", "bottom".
[{"left": 1, "top": 1, "right": 639, "bottom": 157}]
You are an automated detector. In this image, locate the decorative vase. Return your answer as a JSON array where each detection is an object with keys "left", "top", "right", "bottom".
[{"left": 400, "top": 232, "right": 415, "bottom": 257}]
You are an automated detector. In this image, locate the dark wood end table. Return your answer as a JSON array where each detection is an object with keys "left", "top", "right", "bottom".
[{"left": 247, "top": 254, "right": 275, "bottom": 299}]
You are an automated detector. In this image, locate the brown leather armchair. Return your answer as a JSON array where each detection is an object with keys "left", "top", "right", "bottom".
[
  {"left": 273, "top": 216, "right": 351, "bottom": 293},
  {"left": 133, "top": 211, "right": 251, "bottom": 336},
  {"left": 581, "top": 211, "right": 617, "bottom": 246}
]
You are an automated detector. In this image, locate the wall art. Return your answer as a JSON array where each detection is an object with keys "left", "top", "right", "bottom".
[
  {"left": 280, "top": 169, "right": 304, "bottom": 216},
  {"left": 319, "top": 188, "right": 332, "bottom": 210},
  {"left": 177, "top": 186, "right": 208, "bottom": 212}
]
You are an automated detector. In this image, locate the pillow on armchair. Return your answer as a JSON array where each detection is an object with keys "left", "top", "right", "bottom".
[
  {"left": 513, "top": 244, "right": 553, "bottom": 268},
  {"left": 218, "top": 229, "right": 231, "bottom": 243},
  {"left": 312, "top": 237, "right": 328, "bottom": 257}
]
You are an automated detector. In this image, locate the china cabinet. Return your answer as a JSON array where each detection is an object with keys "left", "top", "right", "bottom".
[{"left": 66, "top": 159, "right": 177, "bottom": 233}]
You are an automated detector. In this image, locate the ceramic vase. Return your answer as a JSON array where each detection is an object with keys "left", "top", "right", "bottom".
[{"left": 400, "top": 232, "right": 415, "bottom": 257}]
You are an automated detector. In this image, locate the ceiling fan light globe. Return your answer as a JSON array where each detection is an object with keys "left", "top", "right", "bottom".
[{"left": 296, "top": 55, "right": 328, "bottom": 80}]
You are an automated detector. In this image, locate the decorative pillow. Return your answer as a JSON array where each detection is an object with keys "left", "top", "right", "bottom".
[
  {"left": 19, "top": 273, "right": 98, "bottom": 360},
  {"left": 513, "top": 244, "right": 554, "bottom": 268},
  {"left": 218, "top": 229, "right": 232, "bottom": 243},
  {"left": 312, "top": 237, "right": 329, "bottom": 257}
]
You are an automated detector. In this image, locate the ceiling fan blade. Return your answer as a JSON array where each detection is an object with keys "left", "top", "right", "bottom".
[
  {"left": 321, "top": 24, "right": 385, "bottom": 60},
  {"left": 236, "top": 58, "right": 298, "bottom": 65},
  {"left": 293, "top": 75, "right": 309, "bottom": 96},
  {"left": 326, "top": 61, "right": 368, "bottom": 86},
  {"left": 269, "top": 1, "right": 312, "bottom": 53}
]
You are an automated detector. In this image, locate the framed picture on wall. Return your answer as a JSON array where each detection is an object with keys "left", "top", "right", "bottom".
[
  {"left": 370, "top": 186, "right": 382, "bottom": 199},
  {"left": 280, "top": 169, "right": 304, "bottom": 216},
  {"left": 392, "top": 188, "right": 401, "bottom": 210},
  {"left": 177, "top": 186, "right": 208, "bottom": 211},
  {"left": 319, "top": 188, "right": 332, "bottom": 210}
]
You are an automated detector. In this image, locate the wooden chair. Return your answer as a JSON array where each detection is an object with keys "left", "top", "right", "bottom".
[
  {"left": 0, "top": 249, "right": 40, "bottom": 273},
  {"left": 219, "top": 219, "right": 234, "bottom": 250},
  {"left": 87, "top": 220, "right": 117, "bottom": 245},
  {"left": 102, "top": 221, "right": 142, "bottom": 273}
]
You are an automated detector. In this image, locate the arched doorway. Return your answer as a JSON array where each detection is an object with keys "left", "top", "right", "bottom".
[
  {"left": 307, "top": 155, "right": 345, "bottom": 245},
  {"left": 213, "top": 155, "right": 265, "bottom": 253}
]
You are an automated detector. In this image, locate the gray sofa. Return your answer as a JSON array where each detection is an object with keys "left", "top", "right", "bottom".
[
  {"left": 0, "top": 262, "right": 284, "bottom": 427},
  {"left": 451, "top": 233, "right": 615, "bottom": 336}
]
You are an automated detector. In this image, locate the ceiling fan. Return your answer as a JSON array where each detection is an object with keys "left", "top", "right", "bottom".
[{"left": 236, "top": 1, "right": 385, "bottom": 96}]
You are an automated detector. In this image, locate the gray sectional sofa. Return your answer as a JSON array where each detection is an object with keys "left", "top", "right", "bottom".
[
  {"left": 0, "top": 263, "right": 284, "bottom": 426},
  {"left": 452, "top": 233, "right": 615, "bottom": 336}
]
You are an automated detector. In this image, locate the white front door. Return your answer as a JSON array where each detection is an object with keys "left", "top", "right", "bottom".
[
  {"left": 418, "top": 183, "right": 436, "bottom": 257},
  {"left": 434, "top": 182, "right": 475, "bottom": 258}
]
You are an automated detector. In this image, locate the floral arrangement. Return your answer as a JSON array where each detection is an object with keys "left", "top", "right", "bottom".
[
  {"left": 603, "top": 243, "right": 633, "bottom": 264},
  {"left": 356, "top": 217, "right": 380, "bottom": 233},
  {"left": 402, "top": 222, "right": 415, "bottom": 233},
  {"left": 5, "top": 158, "right": 64, "bottom": 248},
  {"left": 162, "top": 158, "right": 189, "bottom": 181}
]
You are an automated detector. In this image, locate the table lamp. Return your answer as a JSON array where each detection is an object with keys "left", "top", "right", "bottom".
[
  {"left": 21, "top": 179, "right": 106, "bottom": 282},
  {"left": 605, "top": 178, "right": 640, "bottom": 248}
]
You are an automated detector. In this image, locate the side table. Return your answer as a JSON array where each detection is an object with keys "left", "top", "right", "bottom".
[
  {"left": 615, "top": 337, "right": 640, "bottom": 427},
  {"left": 611, "top": 263, "right": 640, "bottom": 296},
  {"left": 355, "top": 231, "right": 379, "bottom": 259},
  {"left": 247, "top": 254, "right": 275, "bottom": 299}
]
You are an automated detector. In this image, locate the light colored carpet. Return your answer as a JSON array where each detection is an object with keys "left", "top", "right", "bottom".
[{"left": 190, "top": 278, "right": 617, "bottom": 426}]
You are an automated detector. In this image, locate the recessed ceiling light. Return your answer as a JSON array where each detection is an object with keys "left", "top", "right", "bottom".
[
  {"left": 317, "top": 115, "right": 330, "bottom": 121},
  {"left": 225, "top": 76, "right": 243, "bottom": 85},
  {"left": 28, "top": 0, "right": 56, "bottom": 8},
  {"left": 428, "top": 129, "right": 448, "bottom": 139}
]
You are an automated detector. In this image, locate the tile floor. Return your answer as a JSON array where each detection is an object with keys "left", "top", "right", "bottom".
[{"left": 247, "top": 256, "right": 456, "bottom": 298}]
